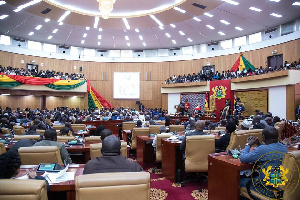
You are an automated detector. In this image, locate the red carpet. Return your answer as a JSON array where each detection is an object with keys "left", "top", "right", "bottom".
[{"left": 145, "top": 166, "right": 208, "bottom": 200}]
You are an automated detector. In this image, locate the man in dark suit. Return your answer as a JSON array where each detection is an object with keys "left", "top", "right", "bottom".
[
  {"left": 180, "top": 120, "right": 206, "bottom": 158},
  {"left": 83, "top": 135, "right": 143, "bottom": 174}
]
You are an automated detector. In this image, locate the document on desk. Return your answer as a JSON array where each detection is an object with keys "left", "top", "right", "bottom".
[{"left": 43, "top": 164, "right": 75, "bottom": 183}]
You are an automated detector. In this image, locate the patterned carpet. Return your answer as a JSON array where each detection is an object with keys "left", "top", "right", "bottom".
[{"left": 146, "top": 167, "right": 208, "bottom": 200}]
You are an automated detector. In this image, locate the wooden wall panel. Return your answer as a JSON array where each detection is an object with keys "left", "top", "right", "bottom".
[
  {"left": 0, "top": 95, "right": 41, "bottom": 110},
  {"left": 295, "top": 83, "right": 300, "bottom": 108},
  {"left": 286, "top": 85, "right": 295, "bottom": 120},
  {"left": 236, "top": 90, "right": 268, "bottom": 116},
  {"left": 161, "top": 93, "right": 168, "bottom": 111},
  {"left": 46, "top": 96, "right": 84, "bottom": 110}
]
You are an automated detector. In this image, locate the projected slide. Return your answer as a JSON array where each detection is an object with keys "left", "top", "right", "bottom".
[{"left": 113, "top": 72, "right": 140, "bottom": 99}]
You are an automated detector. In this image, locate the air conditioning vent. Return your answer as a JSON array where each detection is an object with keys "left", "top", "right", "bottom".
[
  {"left": 192, "top": 3, "right": 206, "bottom": 9},
  {"left": 97, "top": 50, "right": 107, "bottom": 52},
  {"left": 134, "top": 50, "right": 144, "bottom": 53},
  {"left": 208, "top": 41, "right": 218, "bottom": 46},
  {"left": 13, "top": 38, "right": 25, "bottom": 42},
  {"left": 170, "top": 47, "right": 180, "bottom": 51},
  {"left": 265, "top": 27, "right": 277, "bottom": 34},
  {"left": 58, "top": 45, "right": 70, "bottom": 49}
]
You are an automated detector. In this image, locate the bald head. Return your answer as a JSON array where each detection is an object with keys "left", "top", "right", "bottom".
[
  {"left": 195, "top": 120, "right": 205, "bottom": 131},
  {"left": 101, "top": 135, "right": 121, "bottom": 156}
]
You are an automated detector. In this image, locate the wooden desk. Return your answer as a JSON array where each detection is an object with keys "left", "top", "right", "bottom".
[
  {"left": 208, "top": 153, "right": 252, "bottom": 200},
  {"left": 161, "top": 139, "right": 183, "bottom": 183},
  {"left": 136, "top": 136, "right": 155, "bottom": 167},
  {"left": 17, "top": 164, "right": 84, "bottom": 200}
]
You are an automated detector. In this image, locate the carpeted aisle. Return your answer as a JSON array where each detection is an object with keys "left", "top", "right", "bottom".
[{"left": 146, "top": 166, "right": 208, "bottom": 200}]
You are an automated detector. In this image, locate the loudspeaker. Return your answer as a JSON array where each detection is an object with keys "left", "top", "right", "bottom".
[
  {"left": 80, "top": 67, "right": 82, "bottom": 72},
  {"left": 136, "top": 101, "right": 140, "bottom": 104}
]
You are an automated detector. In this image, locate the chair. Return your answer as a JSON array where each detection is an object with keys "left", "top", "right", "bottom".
[
  {"left": 169, "top": 125, "right": 185, "bottom": 133},
  {"left": 71, "top": 124, "right": 86, "bottom": 132},
  {"left": 52, "top": 125, "right": 65, "bottom": 131},
  {"left": 275, "top": 121, "right": 285, "bottom": 141},
  {"left": 149, "top": 125, "right": 163, "bottom": 134},
  {"left": 13, "top": 126, "right": 25, "bottom": 135},
  {"left": 242, "top": 150, "right": 300, "bottom": 200},
  {"left": 18, "top": 146, "right": 63, "bottom": 165},
  {"left": 57, "top": 136, "right": 76, "bottom": 143},
  {"left": 122, "top": 121, "right": 136, "bottom": 131},
  {"left": 0, "top": 143, "right": 6, "bottom": 155},
  {"left": 36, "top": 129, "right": 45, "bottom": 135},
  {"left": 0, "top": 179, "right": 48, "bottom": 200},
  {"left": 155, "top": 121, "right": 165, "bottom": 125},
  {"left": 131, "top": 128, "right": 150, "bottom": 150},
  {"left": 14, "top": 135, "right": 41, "bottom": 141},
  {"left": 1, "top": 127, "right": 10, "bottom": 134},
  {"left": 85, "top": 136, "right": 101, "bottom": 142},
  {"left": 181, "top": 135, "right": 215, "bottom": 190},
  {"left": 203, "top": 130, "right": 221, "bottom": 134},
  {"left": 90, "top": 141, "right": 128, "bottom": 159},
  {"left": 75, "top": 172, "right": 150, "bottom": 200},
  {"left": 226, "top": 129, "right": 263, "bottom": 151},
  {"left": 156, "top": 134, "right": 172, "bottom": 163}
]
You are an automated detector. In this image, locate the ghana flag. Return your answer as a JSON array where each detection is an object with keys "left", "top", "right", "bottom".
[
  {"left": 87, "top": 80, "right": 114, "bottom": 109},
  {"left": 230, "top": 53, "right": 256, "bottom": 72}
]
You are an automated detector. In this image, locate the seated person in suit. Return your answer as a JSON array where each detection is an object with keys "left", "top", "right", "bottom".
[
  {"left": 240, "top": 127, "right": 288, "bottom": 199},
  {"left": 136, "top": 120, "right": 143, "bottom": 128},
  {"left": 152, "top": 126, "right": 168, "bottom": 150},
  {"left": 60, "top": 127, "right": 71, "bottom": 136},
  {"left": 64, "top": 122, "right": 74, "bottom": 136},
  {"left": 23, "top": 125, "right": 43, "bottom": 141},
  {"left": 252, "top": 116, "right": 265, "bottom": 129},
  {"left": 180, "top": 120, "right": 206, "bottom": 159},
  {"left": 83, "top": 135, "right": 143, "bottom": 174},
  {"left": 8, "top": 139, "right": 35, "bottom": 155},
  {"left": 34, "top": 128, "right": 72, "bottom": 164},
  {"left": 95, "top": 125, "right": 105, "bottom": 136},
  {"left": 0, "top": 151, "right": 49, "bottom": 190},
  {"left": 215, "top": 121, "right": 236, "bottom": 153}
]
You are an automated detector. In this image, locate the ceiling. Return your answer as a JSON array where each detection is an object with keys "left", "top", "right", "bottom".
[{"left": 0, "top": 0, "right": 299, "bottom": 50}]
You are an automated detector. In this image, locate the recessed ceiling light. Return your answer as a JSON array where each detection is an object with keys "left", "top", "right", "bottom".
[
  {"left": 159, "top": 26, "right": 164, "bottom": 30},
  {"left": 235, "top": 26, "right": 243, "bottom": 31},
  {"left": 0, "top": 1, "right": 6, "bottom": 6},
  {"left": 83, "top": 33, "right": 87, "bottom": 38},
  {"left": 143, "top": 42, "right": 146, "bottom": 46},
  {"left": 94, "top": 17, "right": 99, "bottom": 28},
  {"left": 28, "top": 32, "right": 34, "bottom": 36},
  {"left": 47, "top": 35, "right": 53, "bottom": 39},
  {"left": 218, "top": 31, "right": 225, "bottom": 35},
  {"left": 170, "top": 24, "right": 176, "bottom": 28},
  {"left": 0, "top": 15, "right": 8, "bottom": 20},
  {"left": 125, "top": 36, "right": 129, "bottom": 40},
  {"left": 187, "top": 38, "right": 192, "bottom": 42},
  {"left": 14, "top": 0, "right": 42, "bottom": 12},
  {"left": 222, "top": 0, "right": 239, "bottom": 5},
  {"left": 99, "top": 28, "right": 102, "bottom": 31},
  {"left": 173, "top": 7, "right": 186, "bottom": 13},
  {"left": 35, "top": 25, "right": 42, "bottom": 30},
  {"left": 193, "top": 17, "right": 201, "bottom": 22},
  {"left": 1, "top": 94, "right": 10, "bottom": 96},
  {"left": 249, "top": 7, "right": 262, "bottom": 12},
  {"left": 98, "top": 35, "right": 101, "bottom": 39},
  {"left": 292, "top": 2, "right": 300, "bottom": 5},
  {"left": 165, "top": 33, "right": 171, "bottom": 37},
  {"left": 59, "top": 22, "right": 63, "bottom": 25},
  {"left": 44, "top": 18, "right": 50, "bottom": 22},
  {"left": 150, "top": 15, "right": 163, "bottom": 26},
  {"left": 81, "top": 40, "right": 85, "bottom": 44},
  {"left": 270, "top": 13, "right": 282, "bottom": 17},
  {"left": 52, "top": 29, "right": 58, "bottom": 33},
  {"left": 204, "top": 12, "right": 213, "bottom": 17},
  {"left": 85, "top": 27, "right": 90, "bottom": 30},
  {"left": 122, "top": 18, "right": 130, "bottom": 30},
  {"left": 98, "top": 42, "right": 101, "bottom": 45},
  {"left": 206, "top": 25, "right": 215, "bottom": 29},
  {"left": 269, "top": 0, "right": 280, "bottom": 2},
  {"left": 179, "top": 31, "right": 185, "bottom": 35},
  {"left": 127, "top": 43, "right": 130, "bottom": 46},
  {"left": 172, "top": 40, "right": 176, "bottom": 44},
  {"left": 220, "top": 20, "right": 230, "bottom": 25},
  {"left": 139, "top": 35, "right": 143, "bottom": 40},
  {"left": 58, "top": 10, "right": 71, "bottom": 22},
  {"left": 135, "top": 29, "right": 139, "bottom": 32}
]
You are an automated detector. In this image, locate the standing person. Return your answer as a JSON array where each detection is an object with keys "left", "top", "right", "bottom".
[
  {"left": 179, "top": 101, "right": 185, "bottom": 116},
  {"left": 184, "top": 99, "right": 190, "bottom": 116}
]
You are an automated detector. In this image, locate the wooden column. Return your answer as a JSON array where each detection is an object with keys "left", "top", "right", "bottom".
[
  {"left": 286, "top": 85, "right": 295, "bottom": 120},
  {"left": 41, "top": 95, "right": 46, "bottom": 110}
]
